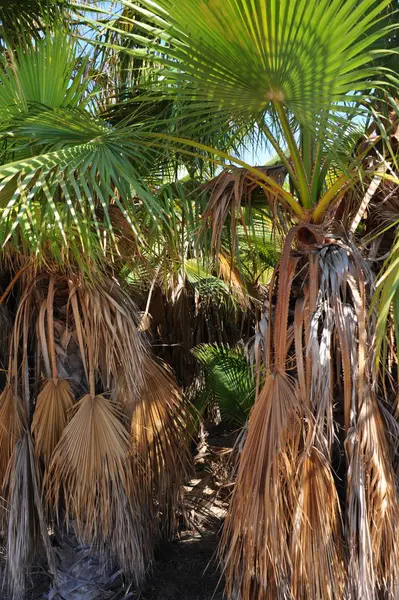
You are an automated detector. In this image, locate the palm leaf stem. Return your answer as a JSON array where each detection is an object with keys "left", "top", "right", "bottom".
[
  {"left": 259, "top": 121, "right": 297, "bottom": 186},
  {"left": 312, "top": 173, "right": 354, "bottom": 223},
  {"left": 274, "top": 101, "right": 311, "bottom": 208},
  {"left": 146, "top": 133, "right": 305, "bottom": 218}
]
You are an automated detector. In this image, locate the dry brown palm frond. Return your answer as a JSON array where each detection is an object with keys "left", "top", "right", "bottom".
[
  {"left": 46, "top": 392, "right": 151, "bottom": 582},
  {"left": 0, "top": 386, "right": 25, "bottom": 491},
  {"left": 290, "top": 443, "right": 347, "bottom": 600},
  {"left": 46, "top": 394, "right": 133, "bottom": 540},
  {"left": 127, "top": 356, "right": 193, "bottom": 536},
  {"left": 294, "top": 297, "right": 307, "bottom": 404},
  {"left": 345, "top": 425, "right": 374, "bottom": 600},
  {"left": 341, "top": 263, "right": 399, "bottom": 597},
  {"left": 31, "top": 379, "right": 75, "bottom": 467},
  {"left": 308, "top": 244, "right": 360, "bottom": 447},
  {"left": 347, "top": 388, "right": 399, "bottom": 599},
  {"left": 308, "top": 286, "right": 335, "bottom": 450},
  {"left": 7, "top": 431, "right": 56, "bottom": 599},
  {"left": 201, "top": 164, "right": 286, "bottom": 256},
  {"left": 219, "top": 228, "right": 303, "bottom": 599},
  {"left": 67, "top": 278, "right": 146, "bottom": 398},
  {"left": 273, "top": 228, "right": 300, "bottom": 370},
  {"left": 220, "top": 372, "right": 302, "bottom": 600},
  {"left": 290, "top": 250, "right": 347, "bottom": 600}
]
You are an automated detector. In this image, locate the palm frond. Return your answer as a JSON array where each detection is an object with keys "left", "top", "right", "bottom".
[
  {"left": 193, "top": 343, "right": 255, "bottom": 426},
  {"left": 104, "top": 0, "right": 393, "bottom": 116},
  {"left": 100, "top": 0, "right": 395, "bottom": 138},
  {"left": 220, "top": 372, "right": 302, "bottom": 600},
  {"left": 0, "top": 386, "right": 25, "bottom": 491},
  {"left": 127, "top": 356, "right": 192, "bottom": 535},
  {"left": 291, "top": 444, "right": 346, "bottom": 599},
  {"left": 200, "top": 164, "right": 286, "bottom": 256},
  {"left": 0, "top": 29, "right": 171, "bottom": 270},
  {"left": 31, "top": 379, "right": 75, "bottom": 467},
  {"left": 0, "top": 30, "right": 89, "bottom": 121},
  {"left": 47, "top": 395, "right": 141, "bottom": 541},
  {"left": 67, "top": 277, "right": 147, "bottom": 397},
  {"left": 0, "top": 112, "right": 163, "bottom": 268},
  {"left": 7, "top": 431, "right": 56, "bottom": 599},
  {"left": 346, "top": 388, "right": 399, "bottom": 598}
]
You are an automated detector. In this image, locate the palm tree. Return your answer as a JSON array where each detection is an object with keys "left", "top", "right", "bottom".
[
  {"left": 92, "top": 1, "right": 399, "bottom": 598},
  {"left": 0, "top": 25, "right": 193, "bottom": 598},
  {"left": 0, "top": 19, "right": 277, "bottom": 597}
]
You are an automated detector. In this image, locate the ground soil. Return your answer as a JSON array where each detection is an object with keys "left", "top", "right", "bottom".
[
  {"left": 133, "top": 533, "right": 224, "bottom": 600},
  {"left": 133, "top": 426, "right": 233, "bottom": 600}
]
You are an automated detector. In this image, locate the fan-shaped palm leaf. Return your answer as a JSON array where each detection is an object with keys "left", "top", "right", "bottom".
[
  {"left": 86, "top": 0, "right": 397, "bottom": 219},
  {"left": 95, "top": 0, "right": 394, "bottom": 122},
  {"left": 0, "top": 29, "right": 173, "bottom": 270},
  {"left": 31, "top": 379, "right": 75, "bottom": 467},
  {"left": 193, "top": 343, "right": 255, "bottom": 426},
  {"left": 46, "top": 394, "right": 146, "bottom": 569}
]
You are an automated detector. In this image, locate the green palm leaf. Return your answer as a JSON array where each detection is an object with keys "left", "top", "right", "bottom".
[
  {"left": 0, "top": 29, "right": 171, "bottom": 269},
  {"left": 193, "top": 343, "right": 255, "bottom": 426},
  {"left": 103, "top": 0, "right": 395, "bottom": 125},
  {"left": 0, "top": 0, "right": 63, "bottom": 44},
  {"left": 81, "top": 0, "right": 398, "bottom": 216}
]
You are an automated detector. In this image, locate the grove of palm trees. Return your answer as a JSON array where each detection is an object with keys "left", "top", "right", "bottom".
[{"left": 1, "top": 0, "right": 399, "bottom": 599}]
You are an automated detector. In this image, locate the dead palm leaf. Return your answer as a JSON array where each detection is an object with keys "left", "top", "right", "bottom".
[
  {"left": 46, "top": 393, "right": 149, "bottom": 583},
  {"left": 47, "top": 393, "right": 131, "bottom": 539},
  {"left": 290, "top": 443, "right": 347, "bottom": 599},
  {"left": 127, "top": 356, "right": 192, "bottom": 535},
  {"left": 346, "top": 388, "right": 399, "bottom": 598},
  {"left": 31, "top": 379, "right": 75, "bottom": 467},
  {"left": 344, "top": 269, "right": 399, "bottom": 597},
  {"left": 68, "top": 279, "right": 146, "bottom": 398},
  {"left": 7, "top": 431, "right": 56, "bottom": 599},
  {"left": 0, "top": 386, "right": 25, "bottom": 491},
  {"left": 220, "top": 372, "right": 302, "bottom": 600},
  {"left": 201, "top": 165, "right": 286, "bottom": 256}
]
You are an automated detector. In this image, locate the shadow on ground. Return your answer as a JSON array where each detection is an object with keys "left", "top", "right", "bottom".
[{"left": 134, "top": 533, "right": 224, "bottom": 600}]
